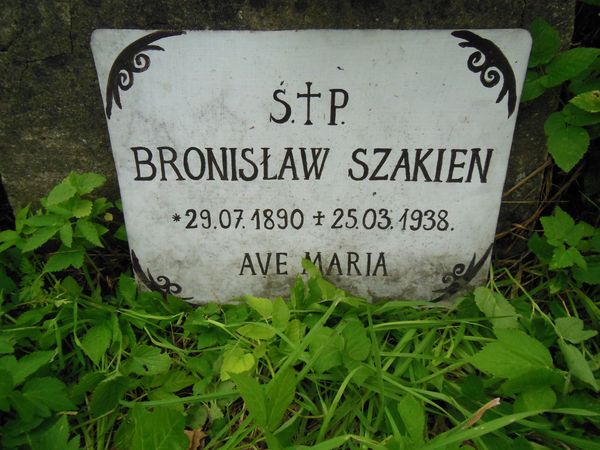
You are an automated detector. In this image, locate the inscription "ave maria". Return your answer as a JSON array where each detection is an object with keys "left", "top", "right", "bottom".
[{"left": 240, "top": 251, "right": 388, "bottom": 276}]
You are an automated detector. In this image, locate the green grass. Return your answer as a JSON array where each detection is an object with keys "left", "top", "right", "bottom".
[{"left": 0, "top": 233, "right": 598, "bottom": 449}]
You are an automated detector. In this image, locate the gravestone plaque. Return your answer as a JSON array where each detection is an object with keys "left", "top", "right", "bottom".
[{"left": 91, "top": 29, "right": 531, "bottom": 303}]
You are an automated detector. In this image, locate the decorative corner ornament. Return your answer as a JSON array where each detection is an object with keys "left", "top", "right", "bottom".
[
  {"left": 432, "top": 243, "right": 494, "bottom": 302},
  {"left": 452, "top": 30, "right": 517, "bottom": 118},
  {"left": 105, "top": 30, "right": 185, "bottom": 119},
  {"left": 131, "top": 249, "right": 193, "bottom": 301}
]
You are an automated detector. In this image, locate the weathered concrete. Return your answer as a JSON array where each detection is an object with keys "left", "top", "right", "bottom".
[{"left": 0, "top": 0, "right": 575, "bottom": 243}]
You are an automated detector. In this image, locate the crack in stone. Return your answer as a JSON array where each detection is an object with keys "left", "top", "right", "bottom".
[{"left": 15, "top": 50, "right": 71, "bottom": 93}]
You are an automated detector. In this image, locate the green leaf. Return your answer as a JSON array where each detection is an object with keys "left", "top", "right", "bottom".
[
  {"left": 237, "top": 323, "right": 276, "bottom": 340},
  {"left": 528, "top": 234, "right": 554, "bottom": 263},
  {"left": 528, "top": 18, "right": 561, "bottom": 68},
  {"left": 342, "top": 320, "right": 371, "bottom": 361},
  {"left": 47, "top": 182, "right": 77, "bottom": 206},
  {"left": 0, "top": 229, "right": 19, "bottom": 252},
  {"left": 514, "top": 387, "right": 557, "bottom": 413},
  {"left": 265, "top": 367, "right": 296, "bottom": 431},
  {"left": 398, "top": 395, "right": 425, "bottom": 444},
  {"left": 541, "top": 207, "right": 577, "bottom": 246},
  {"left": 114, "top": 224, "right": 128, "bottom": 241},
  {"left": 565, "top": 223, "right": 587, "bottom": 247},
  {"left": 46, "top": 206, "right": 75, "bottom": 219},
  {"left": 570, "top": 72, "right": 600, "bottom": 96},
  {"left": 559, "top": 340, "right": 598, "bottom": 390},
  {"left": 521, "top": 70, "right": 547, "bottom": 102},
  {"left": 126, "top": 345, "right": 171, "bottom": 376},
  {"left": 272, "top": 297, "right": 290, "bottom": 330},
  {"left": 290, "top": 274, "right": 306, "bottom": 308},
  {"left": 317, "top": 278, "right": 338, "bottom": 300},
  {"left": 68, "top": 172, "right": 106, "bottom": 195},
  {"left": 550, "top": 245, "right": 586, "bottom": 270},
  {"left": 28, "top": 416, "right": 80, "bottom": 450},
  {"left": 500, "top": 367, "right": 564, "bottom": 395},
  {"left": 90, "top": 375, "right": 130, "bottom": 418},
  {"left": 26, "top": 214, "right": 66, "bottom": 227},
  {"left": 562, "top": 103, "right": 600, "bottom": 126},
  {"left": 474, "top": 286, "right": 519, "bottom": 330},
  {"left": 544, "top": 112, "right": 567, "bottom": 136},
  {"left": 13, "top": 305, "right": 52, "bottom": 327},
  {"left": 542, "top": 48, "right": 600, "bottom": 87},
  {"left": 547, "top": 126, "right": 590, "bottom": 172},
  {"left": 95, "top": 223, "right": 109, "bottom": 238},
  {"left": 72, "top": 199, "right": 93, "bottom": 218},
  {"left": 93, "top": 197, "right": 112, "bottom": 215},
  {"left": 0, "top": 336, "right": 14, "bottom": 355},
  {"left": 161, "top": 370, "right": 196, "bottom": 393},
  {"left": 21, "top": 226, "right": 60, "bottom": 252},
  {"left": 118, "top": 274, "right": 138, "bottom": 303},
  {"left": 43, "top": 246, "right": 85, "bottom": 273},
  {"left": 0, "top": 268, "right": 16, "bottom": 294},
  {"left": 286, "top": 319, "right": 304, "bottom": 346},
  {"left": 580, "top": 221, "right": 596, "bottom": 238},
  {"left": 570, "top": 90, "right": 600, "bottom": 113},
  {"left": 230, "top": 372, "right": 268, "bottom": 428},
  {"left": 593, "top": 232, "right": 600, "bottom": 252},
  {"left": 147, "top": 390, "right": 183, "bottom": 413},
  {"left": 309, "top": 326, "right": 344, "bottom": 373},
  {"left": 302, "top": 258, "right": 322, "bottom": 279},
  {"left": 556, "top": 317, "right": 598, "bottom": 344},
  {"left": 220, "top": 347, "right": 255, "bottom": 381},
  {"left": 22, "top": 377, "right": 75, "bottom": 416},
  {"left": 81, "top": 324, "right": 112, "bottom": 365},
  {"left": 6, "top": 351, "right": 54, "bottom": 385},
  {"left": 115, "top": 404, "right": 188, "bottom": 450},
  {"left": 245, "top": 295, "right": 273, "bottom": 319},
  {"left": 573, "top": 256, "right": 600, "bottom": 285},
  {"left": 13, "top": 205, "right": 29, "bottom": 233},
  {"left": 8, "top": 390, "right": 38, "bottom": 422},
  {"left": 470, "top": 329, "right": 552, "bottom": 380},
  {"left": 70, "top": 371, "right": 105, "bottom": 404},
  {"left": 77, "top": 219, "right": 103, "bottom": 247},
  {"left": 59, "top": 222, "right": 73, "bottom": 247},
  {"left": 61, "top": 276, "right": 83, "bottom": 297},
  {"left": 0, "top": 369, "right": 14, "bottom": 399}
]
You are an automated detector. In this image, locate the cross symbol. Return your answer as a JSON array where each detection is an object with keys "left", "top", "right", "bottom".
[{"left": 312, "top": 210, "right": 325, "bottom": 226}]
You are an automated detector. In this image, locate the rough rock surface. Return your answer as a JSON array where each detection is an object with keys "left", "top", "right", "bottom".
[{"left": 0, "top": 0, "right": 575, "bottom": 244}]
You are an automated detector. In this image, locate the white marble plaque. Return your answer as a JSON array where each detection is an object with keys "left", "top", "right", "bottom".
[{"left": 91, "top": 29, "right": 531, "bottom": 303}]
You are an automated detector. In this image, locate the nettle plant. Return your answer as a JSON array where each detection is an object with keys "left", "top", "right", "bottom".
[
  {"left": 523, "top": 18, "right": 600, "bottom": 172},
  {"left": 520, "top": 16, "right": 600, "bottom": 305},
  {"left": 0, "top": 172, "right": 119, "bottom": 297},
  {"left": 529, "top": 206, "right": 600, "bottom": 293}
]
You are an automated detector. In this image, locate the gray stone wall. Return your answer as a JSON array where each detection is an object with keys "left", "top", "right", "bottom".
[{"left": 0, "top": 0, "right": 575, "bottom": 239}]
